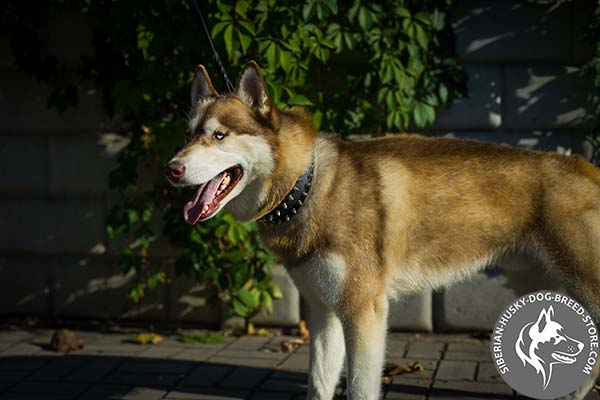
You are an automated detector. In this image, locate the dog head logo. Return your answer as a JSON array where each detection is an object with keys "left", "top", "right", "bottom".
[{"left": 515, "top": 306, "right": 584, "bottom": 390}]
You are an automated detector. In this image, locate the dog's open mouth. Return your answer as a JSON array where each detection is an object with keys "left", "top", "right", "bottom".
[
  {"left": 183, "top": 165, "right": 243, "bottom": 224},
  {"left": 552, "top": 351, "right": 577, "bottom": 364}
]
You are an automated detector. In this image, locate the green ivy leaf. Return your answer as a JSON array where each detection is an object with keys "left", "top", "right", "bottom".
[
  {"left": 224, "top": 25, "right": 234, "bottom": 59},
  {"left": 238, "top": 288, "right": 259, "bottom": 308},
  {"left": 232, "top": 299, "right": 249, "bottom": 317},
  {"left": 288, "top": 94, "right": 313, "bottom": 106}
]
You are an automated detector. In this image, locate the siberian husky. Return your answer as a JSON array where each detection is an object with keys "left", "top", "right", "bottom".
[{"left": 167, "top": 61, "right": 600, "bottom": 400}]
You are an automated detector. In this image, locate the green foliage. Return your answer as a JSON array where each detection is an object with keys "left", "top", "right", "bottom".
[
  {"left": 1, "top": 0, "right": 465, "bottom": 319},
  {"left": 209, "top": 0, "right": 465, "bottom": 134},
  {"left": 178, "top": 335, "right": 225, "bottom": 344},
  {"left": 584, "top": 1, "right": 600, "bottom": 163}
]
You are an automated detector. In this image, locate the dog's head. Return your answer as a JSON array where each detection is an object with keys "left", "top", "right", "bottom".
[
  {"left": 515, "top": 306, "right": 583, "bottom": 388},
  {"left": 166, "top": 61, "right": 282, "bottom": 224}
]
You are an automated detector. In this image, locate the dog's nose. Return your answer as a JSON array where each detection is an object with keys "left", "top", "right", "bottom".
[{"left": 166, "top": 161, "right": 185, "bottom": 182}]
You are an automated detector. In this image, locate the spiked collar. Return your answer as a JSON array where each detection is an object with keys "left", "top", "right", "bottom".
[{"left": 259, "top": 161, "right": 314, "bottom": 225}]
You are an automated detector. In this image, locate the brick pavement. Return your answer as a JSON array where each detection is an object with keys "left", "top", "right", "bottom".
[{"left": 0, "top": 327, "right": 598, "bottom": 399}]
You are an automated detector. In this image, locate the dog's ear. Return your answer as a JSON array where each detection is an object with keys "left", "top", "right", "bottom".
[
  {"left": 191, "top": 65, "right": 218, "bottom": 106},
  {"left": 236, "top": 61, "right": 273, "bottom": 117},
  {"left": 535, "top": 307, "right": 551, "bottom": 333}
]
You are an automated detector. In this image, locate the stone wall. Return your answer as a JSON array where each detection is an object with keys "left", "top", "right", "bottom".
[{"left": 0, "top": 0, "right": 596, "bottom": 331}]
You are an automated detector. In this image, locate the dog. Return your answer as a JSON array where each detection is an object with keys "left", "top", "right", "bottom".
[
  {"left": 166, "top": 61, "right": 600, "bottom": 400},
  {"left": 516, "top": 306, "right": 584, "bottom": 390}
]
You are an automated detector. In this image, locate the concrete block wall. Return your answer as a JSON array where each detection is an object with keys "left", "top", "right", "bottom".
[{"left": 0, "top": 1, "right": 597, "bottom": 331}]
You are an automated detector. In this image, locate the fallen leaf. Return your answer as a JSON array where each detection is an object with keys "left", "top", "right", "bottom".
[
  {"left": 50, "top": 329, "right": 83, "bottom": 353},
  {"left": 383, "top": 361, "right": 424, "bottom": 376},
  {"left": 133, "top": 332, "right": 163, "bottom": 345},
  {"left": 298, "top": 320, "right": 309, "bottom": 338},
  {"left": 178, "top": 335, "right": 224, "bottom": 344},
  {"left": 280, "top": 338, "right": 306, "bottom": 353}
]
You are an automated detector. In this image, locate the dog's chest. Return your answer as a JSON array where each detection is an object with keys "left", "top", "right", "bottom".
[{"left": 286, "top": 253, "right": 347, "bottom": 308}]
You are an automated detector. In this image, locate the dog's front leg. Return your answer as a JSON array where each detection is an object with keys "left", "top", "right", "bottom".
[
  {"left": 343, "top": 296, "right": 388, "bottom": 400},
  {"left": 305, "top": 302, "right": 346, "bottom": 400}
]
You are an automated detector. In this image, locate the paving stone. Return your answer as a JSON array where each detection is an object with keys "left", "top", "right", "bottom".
[
  {"left": 137, "top": 346, "right": 186, "bottom": 359},
  {"left": 0, "top": 358, "right": 45, "bottom": 371},
  {"left": 0, "top": 344, "right": 41, "bottom": 357},
  {"left": 178, "top": 365, "right": 232, "bottom": 387},
  {"left": 118, "top": 360, "right": 194, "bottom": 375},
  {"left": 0, "top": 135, "right": 47, "bottom": 193},
  {"left": 121, "top": 386, "right": 170, "bottom": 400},
  {"left": 452, "top": 0, "right": 572, "bottom": 62},
  {"left": 0, "top": 394, "right": 73, "bottom": 400},
  {"left": 0, "top": 257, "right": 50, "bottom": 316},
  {"left": 209, "top": 356, "right": 279, "bottom": 369},
  {"left": 504, "top": 65, "right": 597, "bottom": 131},
  {"left": 0, "top": 197, "right": 107, "bottom": 254},
  {"left": 251, "top": 265, "right": 301, "bottom": 326},
  {"left": 435, "top": 360, "right": 477, "bottom": 381},
  {"left": 218, "top": 367, "right": 271, "bottom": 389},
  {"left": 48, "top": 134, "right": 117, "bottom": 194},
  {"left": 9, "top": 381, "right": 87, "bottom": 396},
  {"left": 432, "top": 64, "right": 502, "bottom": 131},
  {"left": 64, "top": 359, "right": 119, "bottom": 383},
  {"left": 170, "top": 348, "right": 219, "bottom": 361},
  {"left": 78, "top": 384, "right": 131, "bottom": 400},
  {"left": 385, "top": 377, "right": 431, "bottom": 400},
  {"left": 446, "top": 343, "right": 489, "bottom": 353},
  {"left": 260, "top": 378, "right": 307, "bottom": 393},
  {"left": 248, "top": 392, "right": 292, "bottom": 400},
  {"left": 77, "top": 344, "right": 145, "bottom": 356},
  {"left": 430, "top": 380, "right": 513, "bottom": 399},
  {"left": 476, "top": 362, "right": 503, "bottom": 384},
  {"left": 444, "top": 351, "right": 492, "bottom": 362},
  {"left": 166, "top": 387, "right": 247, "bottom": 399},
  {"left": 103, "top": 371, "right": 181, "bottom": 386},
  {"left": 434, "top": 270, "right": 516, "bottom": 331},
  {"left": 215, "top": 349, "right": 282, "bottom": 361},
  {"left": 0, "top": 331, "right": 34, "bottom": 343},
  {"left": 0, "top": 370, "right": 31, "bottom": 383},
  {"left": 224, "top": 336, "right": 272, "bottom": 351},
  {"left": 27, "top": 358, "right": 84, "bottom": 381},
  {"left": 405, "top": 342, "right": 445, "bottom": 360},
  {"left": 386, "top": 340, "right": 407, "bottom": 359},
  {"left": 270, "top": 370, "right": 307, "bottom": 382},
  {"left": 276, "top": 353, "right": 310, "bottom": 372}
]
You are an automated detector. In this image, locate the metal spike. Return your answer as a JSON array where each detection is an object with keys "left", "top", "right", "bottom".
[
  {"left": 288, "top": 195, "right": 294, "bottom": 201},
  {"left": 291, "top": 208, "right": 297, "bottom": 214},
  {"left": 285, "top": 215, "right": 290, "bottom": 222},
  {"left": 298, "top": 200, "right": 303, "bottom": 206},
  {"left": 293, "top": 186, "right": 300, "bottom": 191},
  {"left": 268, "top": 215, "right": 273, "bottom": 221},
  {"left": 282, "top": 203, "right": 288, "bottom": 209},
  {"left": 302, "top": 192, "right": 308, "bottom": 196},
  {"left": 305, "top": 182, "right": 311, "bottom": 187},
  {"left": 276, "top": 210, "right": 281, "bottom": 217}
]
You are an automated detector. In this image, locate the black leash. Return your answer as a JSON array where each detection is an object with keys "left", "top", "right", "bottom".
[{"left": 189, "top": 0, "right": 235, "bottom": 93}]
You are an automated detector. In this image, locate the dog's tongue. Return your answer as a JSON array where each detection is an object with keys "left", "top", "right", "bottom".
[{"left": 183, "top": 172, "right": 226, "bottom": 224}]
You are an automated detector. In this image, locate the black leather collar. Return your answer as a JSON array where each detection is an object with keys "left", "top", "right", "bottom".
[{"left": 259, "top": 162, "right": 314, "bottom": 225}]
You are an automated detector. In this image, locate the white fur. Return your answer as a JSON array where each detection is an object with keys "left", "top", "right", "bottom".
[
  {"left": 288, "top": 253, "right": 347, "bottom": 309},
  {"left": 170, "top": 119, "right": 275, "bottom": 221},
  {"left": 288, "top": 254, "right": 347, "bottom": 399}
]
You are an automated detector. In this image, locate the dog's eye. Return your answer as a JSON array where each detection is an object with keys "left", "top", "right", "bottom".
[{"left": 214, "top": 131, "right": 226, "bottom": 140}]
